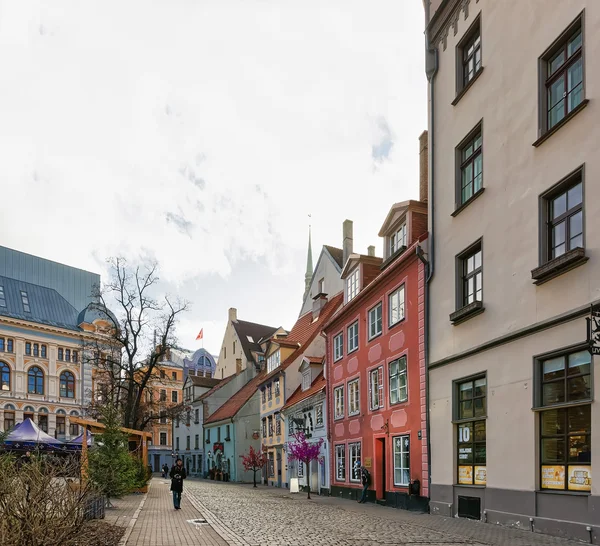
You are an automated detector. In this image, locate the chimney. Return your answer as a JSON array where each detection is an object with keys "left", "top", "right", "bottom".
[
  {"left": 419, "top": 130, "right": 428, "bottom": 203},
  {"left": 312, "top": 293, "right": 328, "bottom": 321},
  {"left": 342, "top": 219, "right": 353, "bottom": 267},
  {"left": 367, "top": 245, "right": 375, "bottom": 257},
  {"left": 228, "top": 308, "right": 237, "bottom": 322}
]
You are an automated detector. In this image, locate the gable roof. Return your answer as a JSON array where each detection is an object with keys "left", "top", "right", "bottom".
[
  {"left": 189, "top": 375, "right": 221, "bottom": 389},
  {"left": 283, "top": 372, "right": 326, "bottom": 411},
  {"left": 204, "top": 372, "right": 266, "bottom": 425},
  {"left": 196, "top": 372, "right": 238, "bottom": 402},
  {"left": 232, "top": 319, "right": 279, "bottom": 363},
  {"left": 259, "top": 292, "right": 343, "bottom": 385},
  {"left": 323, "top": 246, "right": 343, "bottom": 270},
  {"left": 0, "top": 275, "right": 81, "bottom": 331}
]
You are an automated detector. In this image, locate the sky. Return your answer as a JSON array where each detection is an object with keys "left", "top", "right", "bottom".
[{"left": 0, "top": 0, "right": 427, "bottom": 356}]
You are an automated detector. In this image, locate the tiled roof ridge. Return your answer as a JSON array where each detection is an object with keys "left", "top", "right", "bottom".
[{"left": 283, "top": 372, "right": 326, "bottom": 410}]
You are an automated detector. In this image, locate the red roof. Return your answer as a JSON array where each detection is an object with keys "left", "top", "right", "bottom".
[
  {"left": 259, "top": 293, "right": 343, "bottom": 385},
  {"left": 283, "top": 372, "right": 326, "bottom": 410},
  {"left": 204, "top": 372, "right": 266, "bottom": 425}
]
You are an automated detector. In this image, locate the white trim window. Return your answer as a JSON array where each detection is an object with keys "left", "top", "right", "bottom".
[
  {"left": 347, "top": 269, "right": 359, "bottom": 302},
  {"left": 390, "top": 224, "right": 407, "bottom": 255},
  {"left": 267, "top": 350, "right": 281, "bottom": 373},
  {"left": 347, "top": 321, "right": 359, "bottom": 353},
  {"left": 368, "top": 303, "right": 382, "bottom": 339},
  {"left": 389, "top": 285, "right": 405, "bottom": 327},
  {"left": 334, "top": 386, "right": 345, "bottom": 419},
  {"left": 315, "top": 403, "right": 324, "bottom": 427},
  {"left": 334, "top": 333, "right": 344, "bottom": 361},
  {"left": 335, "top": 444, "right": 346, "bottom": 481},
  {"left": 274, "top": 378, "right": 281, "bottom": 397},
  {"left": 389, "top": 356, "right": 408, "bottom": 404},
  {"left": 302, "top": 371, "right": 311, "bottom": 391},
  {"left": 298, "top": 461, "right": 304, "bottom": 478},
  {"left": 348, "top": 379, "right": 360, "bottom": 416},
  {"left": 369, "top": 366, "right": 384, "bottom": 410},
  {"left": 349, "top": 442, "right": 362, "bottom": 482},
  {"left": 393, "top": 435, "right": 410, "bottom": 486}
]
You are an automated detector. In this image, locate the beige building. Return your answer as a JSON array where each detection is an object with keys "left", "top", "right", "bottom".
[{"left": 424, "top": 0, "right": 599, "bottom": 541}]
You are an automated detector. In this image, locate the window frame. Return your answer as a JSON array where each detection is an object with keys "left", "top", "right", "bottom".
[
  {"left": 0, "top": 361, "right": 11, "bottom": 392},
  {"left": 455, "top": 122, "right": 484, "bottom": 209},
  {"left": 346, "top": 269, "right": 359, "bottom": 302},
  {"left": 315, "top": 403, "right": 324, "bottom": 427},
  {"left": 347, "top": 378, "right": 360, "bottom": 416},
  {"left": 389, "top": 356, "right": 408, "bottom": 406},
  {"left": 393, "top": 435, "right": 411, "bottom": 487},
  {"left": 390, "top": 224, "right": 407, "bottom": 255},
  {"left": 20, "top": 290, "right": 30, "bottom": 313},
  {"left": 267, "top": 350, "right": 280, "bottom": 373},
  {"left": 333, "top": 333, "right": 344, "bottom": 362},
  {"left": 368, "top": 302, "right": 383, "bottom": 340},
  {"left": 59, "top": 371, "right": 76, "bottom": 398},
  {"left": 388, "top": 285, "right": 405, "bottom": 328},
  {"left": 536, "top": 12, "right": 586, "bottom": 144},
  {"left": 27, "top": 366, "right": 44, "bottom": 395},
  {"left": 368, "top": 366, "right": 384, "bottom": 411},
  {"left": 455, "top": 239, "right": 483, "bottom": 311},
  {"left": 347, "top": 321, "right": 359, "bottom": 353},
  {"left": 335, "top": 444, "right": 346, "bottom": 482},
  {"left": 348, "top": 442, "right": 362, "bottom": 483},
  {"left": 455, "top": 14, "right": 482, "bottom": 99},
  {"left": 334, "top": 385, "right": 345, "bottom": 420}
]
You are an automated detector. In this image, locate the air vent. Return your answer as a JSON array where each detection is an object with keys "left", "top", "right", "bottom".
[{"left": 457, "top": 495, "right": 481, "bottom": 520}]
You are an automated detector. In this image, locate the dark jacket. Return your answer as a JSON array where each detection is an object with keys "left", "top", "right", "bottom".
[{"left": 170, "top": 464, "right": 187, "bottom": 492}]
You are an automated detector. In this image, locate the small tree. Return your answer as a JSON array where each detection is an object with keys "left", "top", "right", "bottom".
[
  {"left": 241, "top": 445, "right": 267, "bottom": 488},
  {"left": 88, "top": 406, "right": 138, "bottom": 506},
  {"left": 286, "top": 431, "right": 324, "bottom": 499}
]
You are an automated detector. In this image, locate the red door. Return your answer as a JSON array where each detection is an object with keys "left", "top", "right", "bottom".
[{"left": 375, "top": 437, "right": 386, "bottom": 500}]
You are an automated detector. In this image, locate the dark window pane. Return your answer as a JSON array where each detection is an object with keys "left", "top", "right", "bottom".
[
  {"left": 568, "top": 31, "right": 582, "bottom": 56},
  {"left": 568, "top": 351, "right": 590, "bottom": 375},
  {"left": 460, "top": 400, "right": 473, "bottom": 419},
  {"left": 541, "top": 408, "right": 566, "bottom": 436},
  {"left": 543, "top": 382, "right": 565, "bottom": 405},
  {"left": 474, "top": 443, "right": 486, "bottom": 464},
  {"left": 474, "top": 420, "right": 486, "bottom": 442},
  {"left": 567, "top": 405, "right": 591, "bottom": 433},
  {"left": 567, "top": 183, "right": 582, "bottom": 208},
  {"left": 568, "top": 375, "right": 591, "bottom": 401},
  {"left": 568, "top": 435, "right": 589, "bottom": 463},
  {"left": 542, "top": 438, "right": 566, "bottom": 464},
  {"left": 474, "top": 398, "right": 486, "bottom": 417},
  {"left": 543, "top": 357, "right": 565, "bottom": 381},
  {"left": 460, "top": 382, "right": 473, "bottom": 400},
  {"left": 549, "top": 50, "right": 565, "bottom": 75}
]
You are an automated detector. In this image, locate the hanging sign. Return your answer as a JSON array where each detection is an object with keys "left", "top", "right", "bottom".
[{"left": 588, "top": 304, "right": 600, "bottom": 355}]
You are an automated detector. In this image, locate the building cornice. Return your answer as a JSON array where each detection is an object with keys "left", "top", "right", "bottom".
[
  {"left": 427, "top": 0, "right": 480, "bottom": 51},
  {"left": 0, "top": 315, "right": 106, "bottom": 342}
]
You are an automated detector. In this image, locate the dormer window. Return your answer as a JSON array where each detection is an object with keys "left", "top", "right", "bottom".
[
  {"left": 390, "top": 224, "right": 407, "bottom": 255},
  {"left": 267, "top": 350, "right": 280, "bottom": 373},
  {"left": 302, "top": 371, "right": 311, "bottom": 391},
  {"left": 20, "top": 290, "right": 31, "bottom": 313},
  {"left": 346, "top": 269, "right": 359, "bottom": 302}
]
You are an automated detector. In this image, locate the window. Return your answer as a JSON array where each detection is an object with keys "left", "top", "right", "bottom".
[
  {"left": 268, "top": 453, "right": 275, "bottom": 477},
  {"left": 206, "top": 429, "right": 210, "bottom": 442},
  {"left": 267, "top": 350, "right": 280, "bottom": 373},
  {"left": 262, "top": 418, "right": 267, "bottom": 438},
  {"left": 458, "top": 241, "right": 483, "bottom": 308},
  {"left": 389, "top": 357, "right": 408, "bottom": 405},
  {"left": 456, "top": 376, "right": 487, "bottom": 486},
  {"left": 195, "top": 434, "right": 200, "bottom": 449},
  {"left": 348, "top": 379, "right": 360, "bottom": 416},
  {"left": 315, "top": 403, "right": 324, "bottom": 427},
  {"left": 333, "top": 333, "right": 343, "bottom": 362},
  {"left": 267, "top": 383, "right": 273, "bottom": 400},
  {"left": 540, "top": 15, "right": 584, "bottom": 135},
  {"left": 275, "top": 413, "right": 281, "bottom": 435},
  {"left": 0, "top": 286, "right": 5, "bottom": 307},
  {"left": 390, "top": 224, "right": 407, "bottom": 255},
  {"left": 176, "top": 416, "right": 180, "bottom": 428},
  {"left": 393, "top": 435, "right": 410, "bottom": 486},
  {"left": 388, "top": 286, "right": 405, "bottom": 327},
  {"left": 369, "top": 367, "right": 384, "bottom": 410},
  {"left": 160, "top": 412, "right": 167, "bottom": 424},
  {"left": 172, "top": 391, "right": 178, "bottom": 403},
  {"left": 349, "top": 442, "right": 361, "bottom": 482},
  {"left": 38, "top": 414, "right": 48, "bottom": 433},
  {"left": 4, "top": 410, "right": 15, "bottom": 431},
  {"left": 41, "top": 345, "right": 47, "bottom": 359},
  {"left": 60, "top": 371, "right": 75, "bottom": 398},
  {"left": 186, "top": 436, "right": 190, "bottom": 450},
  {"left": 64, "top": 349, "right": 70, "bottom": 362},
  {"left": 334, "top": 386, "right": 344, "bottom": 419},
  {"left": 217, "top": 427, "right": 221, "bottom": 442},
  {"left": 335, "top": 445, "right": 346, "bottom": 481},
  {"left": 0, "top": 362, "right": 10, "bottom": 391},
  {"left": 56, "top": 416, "right": 66, "bottom": 435},
  {"left": 20, "top": 290, "right": 30, "bottom": 313},
  {"left": 195, "top": 409, "right": 200, "bottom": 424},
  {"left": 368, "top": 303, "right": 382, "bottom": 339},
  {"left": 58, "top": 348, "right": 63, "bottom": 361},
  {"left": 27, "top": 366, "right": 44, "bottom": 394},
  {"left": 160, "top": 389, "right": 166, "bottom": 402},
  {"left": 176, "top": 437, "right": 180, "bottom": 451},
  {"left": 172, "top": 371, "right": 177, "bottom": 380},
  {"left": 25, "top": 342, "right": 31, "bottom": 356},
  {"left": 160, "top": 369, "right": 166, "bottom": 379},
  {"left": 72, "top": 350, "right": 77, "bottom": 362},
  {"left": 33, "top": 344, "right": 39, "bottom": 357},
  {"left": 457, "top": 17, "right": 482, "bottom": 93},
  {"left": 69, "top": 423, "right": 79, "bottom": 437},
  {"left": 226, "top": 424, "right": 230, "bottom": 439},
  {"left": 346, "top": 269, "right": 359, "bottom": 302},
  {"left": 261, "top": 388, "right": 266, "bottom": 403},
  {"left": 302, "top": 372, "right": 311, "bottom": 391},
  {"left": 186, "top": 410, "right": 191, "bottom": 426},
  {"left": 7, "top": 339, "right": 12, "bottom": 353},
  {"left": 274, "top": 379, "right": 280, "bottom": 396},
  {"left": 298, "top": 461, "right": 304, "bottom": 478},
  {"left": 539, "top": 349, "right": 591, "bottom": 407},
  {"left": 457, "top": 126, "right": 483, "bottom": 205},
  {"left": 268, "top": 416, "right": 273, "bottom": 437},
  {"left": 347, "top": 321, "right": 358, "bottom": 353}
]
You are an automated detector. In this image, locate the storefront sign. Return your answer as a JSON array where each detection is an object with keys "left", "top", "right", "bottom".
[
  {"left": 541, "top": 465, "right": 565, "bottom": 490},
  {"left": 568, "top": 466, "right": 591, "bottom": 492},
  {"left": 458, "top": 465, "right": 473, "bottom": 485},
  {"left": 213, "top": 442, "right": 224, "bottom": 453},
  {"left": 474, "top": 466, "right": 487, "bottom": 485},
  {"left": 588, "top": 304, "right": 600, "bottom": 355},
  {"left": 364, "top": 457, "right": 372, "bottom": 468}
]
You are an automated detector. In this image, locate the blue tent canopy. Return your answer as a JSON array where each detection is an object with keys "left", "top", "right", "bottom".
[
  {"left": 3, "top": 418, "right": 65, "bottom": 450},
  {"left": 66, "top": 429, "right": 92, "bottom": 449}
]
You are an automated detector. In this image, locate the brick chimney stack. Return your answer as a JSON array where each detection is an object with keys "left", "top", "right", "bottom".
[
  {"left": 228, "top": 308, "right": 237, "bottom": 322},
  {"left": 343, "top": 220, "right": 353, "bottom": 267},
  {"left": 419, "top": 130, "right": 428, "bottom": 203}
]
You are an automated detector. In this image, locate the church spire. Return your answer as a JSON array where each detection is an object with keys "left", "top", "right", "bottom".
[{"left": 303, "top": 220, "right": 313, "bottom": 301}]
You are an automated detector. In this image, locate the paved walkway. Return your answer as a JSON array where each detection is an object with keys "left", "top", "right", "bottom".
[{"left": 104, "top": 492, "right": 144, "bottom": 528}]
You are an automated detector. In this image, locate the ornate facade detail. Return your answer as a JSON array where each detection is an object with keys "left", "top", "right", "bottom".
[{"left": 429, "top": 0, "right": 479, "bottom": 52}]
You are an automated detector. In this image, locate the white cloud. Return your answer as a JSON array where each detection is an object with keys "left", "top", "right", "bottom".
[{"left": 0, "top": 0, "right": 427, "bottom": 354}]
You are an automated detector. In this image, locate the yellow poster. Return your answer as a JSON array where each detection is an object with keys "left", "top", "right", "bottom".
[
  {"left": 568, "top": 466, "right": 591, "bottom": 492},
  {"left": 364, "top": 458, "right": 372, "bottom": 468},
  {"left": 474, "top": 466, "right": 487, "bottom": 485},
  {"left": 541, "top": 465, "right": 565, "bottom": 490},
  {"left": 458, "top": 465, "right": 473, "bottom": 485}
]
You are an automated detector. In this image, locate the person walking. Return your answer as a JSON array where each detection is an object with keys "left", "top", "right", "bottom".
[
  {"left": 356, "top": 460, "right": 370, "bottom": 503},
  {"left": 170, "top": 458, "right": 187, "bottom": 510},
  {"left": 162, "top": 463, "right": 168, "bottom": 478}
]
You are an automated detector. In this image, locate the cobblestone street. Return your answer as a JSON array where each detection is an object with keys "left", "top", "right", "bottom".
[{"left": 183, "top": 480, "right": 586, "bottom": 546}]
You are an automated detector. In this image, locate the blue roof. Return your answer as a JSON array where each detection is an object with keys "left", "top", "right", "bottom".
[{"left": 0, "top": 275, "right": 81, "bottom": 331}]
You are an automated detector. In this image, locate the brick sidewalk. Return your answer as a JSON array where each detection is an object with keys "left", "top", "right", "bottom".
[
  {"left": 104, "top": 492, "right": 145, "bottom": 528},
  {"left": 124, "top": 478, "right": 228, "bottom": 546}
]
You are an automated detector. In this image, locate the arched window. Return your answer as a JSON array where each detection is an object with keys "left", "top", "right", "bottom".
[
  {"left": 27, "top": 367, "right": 44, "bottom": 394},
  {"left": 0, "top": 362, "right": 10, "bottom": 391},
  {"left": 60, "top": 371, "right": 75, "bottom": 398}
]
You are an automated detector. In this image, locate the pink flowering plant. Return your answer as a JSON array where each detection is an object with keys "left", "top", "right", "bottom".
[
  {"left": 286, "top": 431, "right": 324, "bottom": 499},
  {"left": 241, "top": 445, "right": 268, "bottom": 488}
]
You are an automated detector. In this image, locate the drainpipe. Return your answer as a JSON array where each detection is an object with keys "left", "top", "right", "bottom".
[{"left": 423, "top": 1, "right": 439, "bottom": 503}]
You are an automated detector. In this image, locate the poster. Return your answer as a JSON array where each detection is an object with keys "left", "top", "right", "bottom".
[
  {"left": 541, "top": 465, "right": 565, "bottom": 490},
  {"left": 474, "top": 466, "right": 487, "bottom": 485},
  {"left": 568, "top": 466, "right": 591, "bottom": 492},
  {"left": 458, "top": 465, "right": 473, "bottom": 485}
]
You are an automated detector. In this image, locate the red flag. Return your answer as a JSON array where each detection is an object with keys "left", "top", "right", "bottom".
[{"left": 196, "top": 328, "right": 203, "bottom": 341}]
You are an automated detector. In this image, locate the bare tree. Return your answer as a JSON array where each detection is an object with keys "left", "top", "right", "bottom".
[{"left": 85, "top": 258, "right": 188, "bottom": 431}]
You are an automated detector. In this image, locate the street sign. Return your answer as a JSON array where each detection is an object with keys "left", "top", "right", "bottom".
[{"left": 589, "top": 304, "right": 600, "bottom": 356}]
